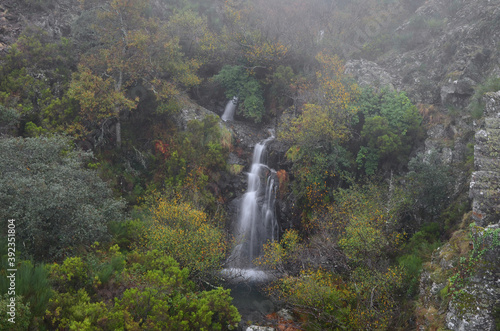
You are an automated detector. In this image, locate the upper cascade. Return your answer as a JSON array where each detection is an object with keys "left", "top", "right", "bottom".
[{"left": 222, "top": 97, "right": 238, "bottom": 122}]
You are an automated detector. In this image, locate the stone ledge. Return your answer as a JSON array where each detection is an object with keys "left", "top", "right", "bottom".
[{"left": 474, "top": 157, "right": 500, "bottom": 172}]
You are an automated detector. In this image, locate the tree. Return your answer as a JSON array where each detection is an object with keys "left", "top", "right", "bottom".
[
  {"left": 71, "top": 0, "right": 201, "bottom": 148},
  {"left": 279, "top": 53, "right": 359, "bottom": 207},
  {"left": 0, "top": 136, "right": 125, "bottom": 261},
  {"left": 280, "top": 53, "right": 359, "bottom": 150},
  {"left": 0, "top": 27, "right": 77, "bottom": 134},
  {"left": 355, "top": 88, "right": 423, "bottom": 175},
  {"left": 406, "top": 149, "right": 453, "bottom": 222},
  {"left": 221, "top": 0, "right": 290, "bottom": 69}
]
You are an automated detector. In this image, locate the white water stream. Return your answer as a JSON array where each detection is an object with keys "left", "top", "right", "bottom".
[
  {"left": 224, "top": 131, "right": 279, "bottom": 281},
  {"left": 221, "top": 97, "right": 238, "bottom": 121}
]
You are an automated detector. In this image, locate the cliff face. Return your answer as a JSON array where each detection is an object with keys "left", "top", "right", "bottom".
[
  {"left": 415, "top": 94, "right": 500, "bottom": 331},
  {"left": 442, "top": 91, "right": 500, "bottom": 331},
  {"left": 470, "top": 91, "right": 500, "bottom": 226},
  {"left": 382, "top": 0, "right": 500, "bottom": 107}
]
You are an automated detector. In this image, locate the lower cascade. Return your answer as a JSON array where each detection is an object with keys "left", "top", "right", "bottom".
[{"left": 223, "top": 131, "right": 279, "bottom": 281}]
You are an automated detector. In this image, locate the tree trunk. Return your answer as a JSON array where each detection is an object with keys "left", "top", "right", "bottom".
[
  {"left": 115, "top": 69, "right": 123, "bottom": 149},
  {"left": 115, "top": 117, "right": 121, "bottom": 149}
]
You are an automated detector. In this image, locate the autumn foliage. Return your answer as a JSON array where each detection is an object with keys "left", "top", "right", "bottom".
[{"left": 141, "top": 194, "right": 227, "bottom": 277}]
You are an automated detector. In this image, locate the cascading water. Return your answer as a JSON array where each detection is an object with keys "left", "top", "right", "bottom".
[
  {"left": 223, "top": 131, "right": 279, "bottom": 281},
  {"left": 221, "top": 97, "right": 237, "bottom": 121}
]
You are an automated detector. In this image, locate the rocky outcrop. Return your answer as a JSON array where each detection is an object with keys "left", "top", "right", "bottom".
[
  {"left": 344, "top": 59, "right": 396, "bottom": 91},
  {"left": 378, "top": 0, "right": 500, "bottom": 106},
  {"left": 0, "top": 0, "right": 79, "bottom": 54},
  {"left": 417, "top": 91, "right": 500, "bottom": 331},
  {"left": 417, "top": 227, "right": 470, "bottom": 331},
  {"left": 421, "top": 93, "right": 500, "bottom": 331},
  {"left": 417, "top": 222, "right": 500, "bottom": 331},
  {"left": 470, "top": 91, "right": 500, "bottom": 226},
  {"left": 445, "top": 224, "right": 500, "bottom": 331},
  {"left": 173, "top": 98, "right": 222, "bottom": 131},
  {"left": 440, "top": 77, "right": 475, "bottom": 107}
]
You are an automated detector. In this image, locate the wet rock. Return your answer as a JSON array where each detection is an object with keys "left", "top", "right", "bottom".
[{"left": 173, "top": 101, "right": 222, "bottom": 131}]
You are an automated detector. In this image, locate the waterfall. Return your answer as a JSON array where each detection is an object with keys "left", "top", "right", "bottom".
[
  {"left": 224, "top": 131, "right": 279, "bottom": 281},
  {"left": 221, "top": 97, "right": 238, "bottom": 121}
]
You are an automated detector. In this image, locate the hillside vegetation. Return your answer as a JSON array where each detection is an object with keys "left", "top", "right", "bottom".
[{"left": 0, "top": 0, "right": 499, "bottom": 330}]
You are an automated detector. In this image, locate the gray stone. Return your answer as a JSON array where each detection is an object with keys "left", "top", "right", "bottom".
[
  {"left": 470, "top": 91, "right": 500, "bottom": 226},
  {"left": 277, "top": 309, "right": 294, "bottom": 321},
  {"left": 485, "top": 91, "right": 500, "bottom": 117},
  {"left": 440, "top": 77, "right": 476, "bottom": 106},
  {"left": 344, "top": 59, "right": 395, "bottom": 91},
  {"left": 246, "top": 326, "right": 275, "bottom": 331},
  {"left": 173, "top": 101, "right": 222, "bottom": 131},
  {"left": 445, "top": 225, "right": 500, "bottom": 331}
]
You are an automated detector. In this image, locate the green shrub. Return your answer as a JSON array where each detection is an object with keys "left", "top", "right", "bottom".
[
  {"left": 0, "top": 294, "right": 32, "bottom": 330},
  {"left": 24, "top": 121, "right": 46, "bottom": 137},
  {"left": 398, "top": 254, "right": 423, "bottom": 297},
  {"left": 406, "top": 149, "right": 453, "bottom": 221},
  {"left": 398, "top": 223, "right": 442, "bottom": 297},
  {"left": 45, "top": 249, "right": 241, "bottom": 330},
  {"left": 0, "top": 27, "right": 76, "bottom": 132},
  {"left": 142, "top": 196, "right": 227, "bottom": 276},
  {"left": 213, "top": 65, "right": 265, "bottom": 122},
  {"left": 468, "top": 76, "right": 500, "bottom": 119},
  {"left": 108, "top": 219, "right": 143, "bottom": 251},
  {"left": 0, "top": 136, "right": 125, "bottom": 261},
  {"left": 355, "top": 88, "right": 423, "bottom": 175},
  {"left": 0, "top": 105, "right": 20, "bottom": 128},
  {"left": 0, "top": 258, "right": 52, "bottom": 327},
  {"left": 50, "top": 257, "right": 89, "bottom": 292},
  {"left": 154, "top": 115, "right": 229, "bottom": 211},
  {"left": 44, "top": 289, "right": 107, "bottom": 330}
]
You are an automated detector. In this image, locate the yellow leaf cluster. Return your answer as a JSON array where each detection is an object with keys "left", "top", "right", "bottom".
[{"left": 141, "top": 195, "right": 226, "bottom": 274}]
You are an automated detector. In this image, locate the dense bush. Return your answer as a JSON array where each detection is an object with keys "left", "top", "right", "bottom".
[
  {"left": 0, "top": 258, "right": 52, "bottom": 328},
  {"left": 152, "top": 115, "right": 230, "bottom": 212},
  {"left": 279, "top": 54, "right": 359, "bottom": 209},
  {"left": 406, "top": 149, "right": 453, "bottom": 221},
  {"left": 141, "top": 194, "right": 227, "bottom": 278},
  {"left": 44, "top": 248, "right": 241, "bottom": 330},
  {"left": 355, "top": 88, "right": 423, "bottom": 175},
  {"left": 266, "top": 266, "right": 405, "bottom": 330},
  {"left": 0, "top": 136, "right": 125, "bottom": 261},
  {"left": 213, "top": 65, "right": 265, "bottom": 122}
]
